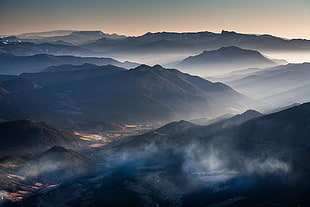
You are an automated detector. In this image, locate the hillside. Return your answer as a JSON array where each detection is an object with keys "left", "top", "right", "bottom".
[
  {"left": 0, "top": 53, "right": 137, "bottom": 74},
  {"left": 18, "top": 102, "right": 310, "bottom": 207},
  {"left": 0, "top": 64, "right": 246, "bottom": 123},
  {"left": 0, "top": 120, "right": 81, "bottom": 157}
]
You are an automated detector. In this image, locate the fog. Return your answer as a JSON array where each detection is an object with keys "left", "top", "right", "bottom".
[
  {"left": 101, "top": 130, "right": 294, "bottom": 193},
  {"left": 264, "top": 51, "right": 310, "bottom": 64},
  {"left": 104, "top": 51, "right": 194, "bottom": 68}
]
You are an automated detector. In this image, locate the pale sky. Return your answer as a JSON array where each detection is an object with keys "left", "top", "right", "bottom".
[{"left": 0, "top": 0, "right": 309, "bottom": 39}]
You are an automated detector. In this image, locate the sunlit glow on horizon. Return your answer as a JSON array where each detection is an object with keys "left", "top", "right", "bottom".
[{"left": 0, "top": 0, "right": 309, "bottom": 39}]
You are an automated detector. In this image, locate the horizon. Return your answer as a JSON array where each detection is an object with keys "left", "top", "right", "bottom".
[
  {"left": 1, "top": 29, "right": 309, "bottom": 41},
  {"left": 1, "top": 0, "right": 310, "bottom": 39}
]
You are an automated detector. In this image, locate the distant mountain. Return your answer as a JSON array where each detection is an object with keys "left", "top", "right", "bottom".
[
  {"left": 206, "top": 67, "right": 264, "bottom": 83},
  {"left": 20, "top": 64, "right": 126, "bottom": 88},
  {"left": 17, "top": 30, "right": 76, "bottom": 39},
  {"left": 0, "top": 64, "right": 245, "bottom": 123},
  {"left": 42, "top": 63, "right": 127, "bottom": 72},
  {"left": 0, "top": 41, "right": 95, "bottom": 56},
  {"left": 212, "top": 109, "right": 262, "bottom": 127},
  {"left": 0, "top": 120, "right": 81, "bottom": 157},
  {"left": 225, "top": 63, "right": 310, "bottom": 111},
  {"left": 177, "top": 46, "right": 279, "bottom": 74},
  {"left": 17, "top": 30, "right": 126, "bottom": 45},
  {"left": 188, "top": 109, "right": 262, "bottom": 127},
  {"left": 84, "top": 30, "right": 310, "bottom": 54},
  {"left": 38, "top": 31, "right": 126, "bottom": 45},
  {"left": 0, "top": 53, "right": 138, "bottom": 74}
]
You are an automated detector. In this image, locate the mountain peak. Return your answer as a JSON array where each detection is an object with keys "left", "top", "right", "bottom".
[
  {"left": 241, "top": 109, "right": 262, "bottom": 116},
  {"left": 44, "top": 146, "right": 68, "bottom": 154},
  {"left": 221, "top": 30, "right": 238, "bottom": 35},
  {"left": 152, "top": 64, "right": 165, "bottom": 70},
  {"left": 134, "top": 64, "right": 152, "bottom": 70},
  {"left": 218, "top": 46, "right": 244, "bottom": 51}
]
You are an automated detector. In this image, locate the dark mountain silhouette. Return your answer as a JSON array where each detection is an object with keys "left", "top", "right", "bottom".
[
  {"left": 202, "top": 109, "right": 262, "bottom": 128},
  {"left": 177, "top": 46, "right": 278, "bottom": 73},
  {"left": 42, "top": 63, "right": 127, "bottom": 72},
  {"left": 85, "top": 30, "right": 310, "bottom": 54},
  {"left": 0, "top": 64, "right": 245, "bottom": 123},
  {"left": 20, "top": 64, "right": 126, "bottom": 87},
  {"left": 25, "top": 146, "right": 91, "bottom": 182},
  {"left": 0, "top": 78, "right": 41, "bottom": 93},
  {"left": 0, "top": 75, "right": 18, "bottom": 81},
  {"left": 0, "top": 120, "right": 81, "bottom": 157},
  {"left": 18, "top": 103, "right": 310, "bottom": 207},
  {"left": 0, "top": 146, "right": 91, "bottom": 194},
  {"left": 0, "top": 53, "right": 138, "bottom": 74},
  {"left": 121, "top": 102, "right": 310, "bottom": 173}
]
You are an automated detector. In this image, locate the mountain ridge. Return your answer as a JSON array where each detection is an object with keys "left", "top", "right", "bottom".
[{"left": 0, "top": 64, "right": 246, "bottom": 123}]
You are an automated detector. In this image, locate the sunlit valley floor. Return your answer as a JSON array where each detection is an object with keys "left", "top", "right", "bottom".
[{"left": 0, "top": 30, "right": 310, "bottom": 207}]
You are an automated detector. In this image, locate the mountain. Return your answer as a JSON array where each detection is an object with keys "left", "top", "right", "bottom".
[
  {"left": 177, "top": 46, "right": 279, "bottom": 75},
  {"left": 17, "top": 30, "right": 76, "bottom": 39},
  {"left": 0, "top": 78, "right": 41, "bottom": 93},
  {"left": 17, "top": 102, "right": 310, "bottom": 207},
  {"left": 0, "top": 146, "right": 91, "bottom": 199},
  {"left": 196, "top": 109, "right": 262, "bottom": 127},
  {"left": 84, "top": 30, "right": 310, "bottom": 54},
  {"left": 0, "top": 75, "right": 18, "bottom": 81},
  {"left": 206, "top": 67, "right": 264, "bottom": 83},
  {"left": 38, "top": 31, "right": 126, "bottom": 45},
  {"left": 42, "top": 63, "right": 127, "bottom": 72},
  {"left": 0, "top": 41, "right": 95, "bottom": 56},
  {"left": 224, "top": 63, "right": 310, "bottom": 111},
  {"left": 0, "top": 120, "right": 81, "bottom": 157},
  {"left": 0, "top": 64, "right": 245, "bottom": 123},
  {"left": 0, "top": 53, "right": 138, "bottom": 74},
  {"left": 17, "top": 30, "right": 126, "bottom": 45},
  {"left": 123, "top": 102, "right": 310, "bottom": 173},
  {"left": 115, "top": 102, "right": 310, "bottom": 206},
  {"left": 24, "top": 146, "right": 91, "bottom": 182}
]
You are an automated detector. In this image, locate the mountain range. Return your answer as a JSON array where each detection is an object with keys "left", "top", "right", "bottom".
[
  {"left": 84, "top": 30, "right": 310, "bottom": 54},
  {"left": 0, "top": 64, "right": 245, "bottom": 124},
  {"left": 19, "top": 30, "right": 126, "bottom": 45},
  {"left": 219, "top": 63, "right": 310, "bottom": 111},
  {"left": 0, "top": 41, "right": 95, "bottom": 56},
  {"left": 2, "top": 30, "right": 310, "bottom": 59},
  {"left": 13, "top": 102, "right": 310, "bottom": 207},
  {"left": 0, "top": 53, "right": 138, "bottom": 75}
]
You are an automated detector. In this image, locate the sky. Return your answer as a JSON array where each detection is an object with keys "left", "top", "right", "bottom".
[{"left": 0, "top": 0, "right": 310, "bottom": 39}]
